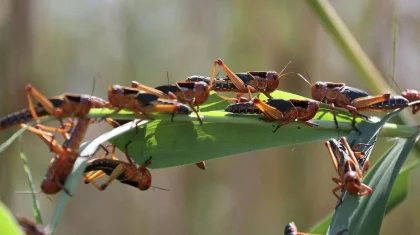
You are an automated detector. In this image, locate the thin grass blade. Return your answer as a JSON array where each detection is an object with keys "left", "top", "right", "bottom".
[{"left": 18, "top": 135, "right": 43, "bottom": 225}]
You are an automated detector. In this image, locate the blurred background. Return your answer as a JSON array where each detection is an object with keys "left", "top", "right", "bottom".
[{"left": 0, "top": 0, "right": 420, "bottom": 234}]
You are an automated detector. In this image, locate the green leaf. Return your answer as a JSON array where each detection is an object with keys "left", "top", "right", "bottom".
[
  {"left": 18, "top": 136, "right": 43, "bottom": 225},
  {"left": 42, "top": 91, "right": 419, "bottom": 233},
  {"left": 46, "top": 90, "right": 357, "bottom": 233},
  {"left": 0, "top": 201, "right": 24, "bottom": 235},
  {"left": 98, "top": 91, "right": 409, "bottom": 169},
  {"left": 385, "top": 158, "right": 420, "bottom": 214}
]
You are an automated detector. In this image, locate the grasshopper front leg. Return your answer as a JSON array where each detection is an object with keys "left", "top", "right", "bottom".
[
  {"left": 21, "top": 124, "right": 65, "bottom": 154},
  {"left": 174, "top": 83, "right": 203, "bottom": 124},
  {"left": 332, "top": 178, "right": 344, "bottom": 201}
]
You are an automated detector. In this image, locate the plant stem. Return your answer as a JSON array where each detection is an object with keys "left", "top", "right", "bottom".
[{"left": 305, "top": 0, "right": 388, "bottom": 91}]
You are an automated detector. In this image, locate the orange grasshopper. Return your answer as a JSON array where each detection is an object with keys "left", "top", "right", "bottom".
[
  {"left": 0, "top": 84, "right": 112, "bottom": 135},
  {"left": 131, "top": 80, "right": 211, "bottom": 124},
  {"left": 325, "top": 137, "right": 372, "bottom": 204},
  {"left": 20, "top": 117, "right": 91, "bottom": 195},
  {"left": 297, "top": 72, "right": 409, "bottom": 133},
  {"left": 225, "top": 97, "right": 320, "bottom": 132},
  {"left": 104, "top": 85, "right": 192, "bottom": 122},
  {"left": 83, "top": 141, "right": 170, "bottom": 192},
  {"left": 186, "top": 58, "right": 293, "bottom": 101}
]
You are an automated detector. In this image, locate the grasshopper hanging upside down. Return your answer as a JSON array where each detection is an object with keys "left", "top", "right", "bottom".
[
  {"left": 185, "top": 58, "right": 293, "bottom": 101},
  {"left": 284, "top": 222, "right": 321, "bottom": 235},
  {"left": 131, "top": 80, "right": 211, "bottom": 124},
  {"left": 297, "top": 72, "right": 409, "bottom": 133},
  {"left": 225, "top": 97, "right": 319, "bottom": 132},
  {"left": 325, "top": 137, "right": 372, "bottom": 205},
  {"left": 20, "top": 116, "right": 92, "bottom": 195},
  {"left": 84, "top": 141, "right": 169, "bottom": 192}
]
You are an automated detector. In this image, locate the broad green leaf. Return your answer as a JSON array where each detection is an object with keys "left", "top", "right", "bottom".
[
  {"left": 0, "top": 201, "right": 24, "bottom": 235},
  {"left": 34, "top": 90, "right": 420, "bottom": 234},
  {"left": 95, "top": 91, "right": 412, "bottom": 169},
  {"left": 18, "top": 136, "right": 43, "bottom": 225},
  {"left": 46, "top": 90, "right": 356, "bottom": 233}
]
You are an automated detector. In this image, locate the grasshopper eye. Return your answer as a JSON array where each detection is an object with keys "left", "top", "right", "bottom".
[{"left": 268, "top": 72, "right": 279, "bottom": 81}]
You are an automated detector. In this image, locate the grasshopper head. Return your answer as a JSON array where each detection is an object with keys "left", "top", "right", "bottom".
[
  {"left": 194, "top": 81, "right": 210, "bottom": 106},
  {"left": 265, "top": 71, "right": 281, "bottom": 93},
  {"left": 312, "top": 82, "right": 329, "bottom": 102},
  {"left": 344, "top": 171, "right": 362, "bottom": 195},
  {"left": 138, "top": 168, "right": 152, "bottom": 191},
  {"left": 402, "top": 89, "right": 420, "bottom": 102}
]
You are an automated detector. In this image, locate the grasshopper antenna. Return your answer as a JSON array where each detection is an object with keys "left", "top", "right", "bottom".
[
  {"left": 390, "top": 7, "right": 402, "bottom": 92},
  {"left": 15, "top": 190, "right": 54, "bottom": 202},
  {"left": 91, "top": 75, "right": 97, "bottom": 96},
  {"left": 278, "top": 61, "right": 295, "bottom": 78},
  {"left": 95, "top": 72, "right": 111, "bottom": 89},
  {"left": 166, "top": 71, "right": 170, "bottom": 85},
  {"left": 151, "top": 185, "right": 170, "bottom": 191},
  {"left": 297, "top": 69, "right": 313, "bottom": 87}
]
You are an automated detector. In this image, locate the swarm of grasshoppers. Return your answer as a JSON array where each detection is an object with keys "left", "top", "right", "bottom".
[{"left": 1, "top": 57, "right": 418, "bottom": 235}]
